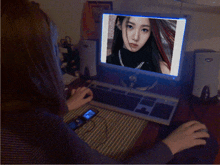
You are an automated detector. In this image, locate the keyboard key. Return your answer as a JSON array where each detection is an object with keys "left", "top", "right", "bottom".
[
  {"left": 91, "top": 88, "right": 140, "bottom": 111},
  {"left": 143, "top": 96, "right": 157, "bottom": 102},
  {"left": 111, "top": 89, "right": 126, "bottom": 94},
  {"left": 150, "top": 103, "right": 173, "bottom": 120},
  {"left": 140, "top": 99, "right": 155, "bottom": 107},
  {"left": 96, "top": 85, "right": 109, "bottom": 90},
  {"left": 141, "top": 107, "right": 146, "bottom": 111},
  {"left": 89, "top": 84, "right": 95, "bottom": 88},
  {"left": 127, "top": 93, "right": 143, "bottom": 98},
  {"left": 135, "top": 107, "right": 149, "bottom": 115}
]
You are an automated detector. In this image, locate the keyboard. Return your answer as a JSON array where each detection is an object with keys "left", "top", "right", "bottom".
[{"left": 88, "top": 81, "right": 179, "bottom": 125}]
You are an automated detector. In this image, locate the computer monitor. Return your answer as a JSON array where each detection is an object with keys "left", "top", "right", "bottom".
[{"left": 97, "top": 11, "right": 189, "bottom": 91}]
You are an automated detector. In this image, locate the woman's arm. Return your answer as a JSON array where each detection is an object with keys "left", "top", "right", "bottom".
[{"left": 162, "top": 120, "right": 210, "bottom": 155}]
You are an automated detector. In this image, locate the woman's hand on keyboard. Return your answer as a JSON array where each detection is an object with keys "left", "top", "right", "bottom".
[
  {"left": 162, "top": 120, "right": 210, "bottom": 155},
  {"left": 66, "top": 87, "right": 93, "bottom": 111}
]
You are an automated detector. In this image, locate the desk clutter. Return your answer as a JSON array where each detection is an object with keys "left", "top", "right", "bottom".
[
  {"left": 58, "top": 36, "right": 80, "bottom": 75},
  {"left": 62, "top": 73, "right": 79, "bottom": 86},
  {"left": 63, "top": 104, "right": 148, "bottom": 161}
]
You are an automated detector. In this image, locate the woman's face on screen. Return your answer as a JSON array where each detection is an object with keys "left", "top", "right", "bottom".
[{"left": 120, "top": 16, "right": 151, "bottom": 52}]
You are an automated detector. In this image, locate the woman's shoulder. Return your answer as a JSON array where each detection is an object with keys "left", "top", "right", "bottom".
[
  {"left": 107, "top": 54, "right": 115, "bottom": 61},
  {"left": 107, "top": 54, "right": 120, "bottom": 65},
  {"left": 159, "top": 61, "right": 170, "bottom": 74},
  {"left": 2, "top": 108, "right": 64, "bottom": 135},
  {"left": 1, "top": 109, "right": 68, "bottom": 163}
]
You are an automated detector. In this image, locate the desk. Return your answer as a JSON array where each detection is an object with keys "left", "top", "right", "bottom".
[
  {"left": 65, "top": 77, "right": 220, "bottom": 162},
  {"left": 64, "top": 104, "right": 149, "bottom": 160},
  {"left": 128, "top": 96, "right": 220, "bottom": 163}
]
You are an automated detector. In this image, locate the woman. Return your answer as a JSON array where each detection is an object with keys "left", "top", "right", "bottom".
[
  {"left": 107, "top": 16, "right": 173, "bottom": 74},
  {"left": 1, "top": 0, "right": 217, "bottom": 164}
]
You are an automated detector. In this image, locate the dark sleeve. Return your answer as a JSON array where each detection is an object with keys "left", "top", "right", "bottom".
[
  {"left": 44, "top": 113, "right": 174, "bottom": 164},
  {"left": 107, "top": 54, "right": 121, "bottom": 66},
  {"left": 124, "top": 142, "right": 174, "bottom": 164},
  {"left": 107, "top": 54, "right": 113, "bottom": 63}
]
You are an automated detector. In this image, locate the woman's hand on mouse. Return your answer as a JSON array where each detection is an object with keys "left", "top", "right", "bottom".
[
  {"left": 66, "top": 87, "right": 93, "bottom": 111},
  {"left": 162, "top": 120, "right": 210, "bottom": 155}
]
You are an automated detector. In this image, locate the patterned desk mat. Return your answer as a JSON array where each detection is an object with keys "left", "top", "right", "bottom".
[{"left": 63, "top": 104, "right": 148, "bottom": 161}]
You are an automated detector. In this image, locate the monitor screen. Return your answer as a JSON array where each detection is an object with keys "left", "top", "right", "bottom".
[{"left": 98, "top": 11, "right": 188, "bottom": 89}]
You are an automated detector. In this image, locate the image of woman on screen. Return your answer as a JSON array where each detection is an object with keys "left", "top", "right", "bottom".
[{"left": 107, "top": 16, "right": 176, "bottom": 74}]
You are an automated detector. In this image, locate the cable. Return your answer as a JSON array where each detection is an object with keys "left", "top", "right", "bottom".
[
  {"left": 92, "top": 115, "right": 109, "bottom": 150},
  {"left": 79, "top": 120, "right": 96, "bottom": 141},
  {"left": 76, "top": 115, "right": 109, "bottom": 150}
]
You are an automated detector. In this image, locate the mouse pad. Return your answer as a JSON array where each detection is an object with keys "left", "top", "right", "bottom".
[{"left": 64, "top": 103, "right": 148, "bottom": 161}]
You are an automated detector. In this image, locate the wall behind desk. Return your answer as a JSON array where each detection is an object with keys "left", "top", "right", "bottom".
[
  {"left": 33, "top": 0, "right": 220, "bottom": 51},
  {"left": 33, "top": 0, "right": 220, "bottom": 89}
]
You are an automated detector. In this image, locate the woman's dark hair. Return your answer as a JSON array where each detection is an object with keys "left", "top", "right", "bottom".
[
  {"left": 111, "top": 16, "right": 176, "bottom": 71},
  {"left": 2, "top": 0, "right": 68, "bottom": 116},
  {"left": 150, "top": 19, "right": 176, "bottom": 69},
  {"left": 111, "top": 16, "right": 126, "bottom": 56}
]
